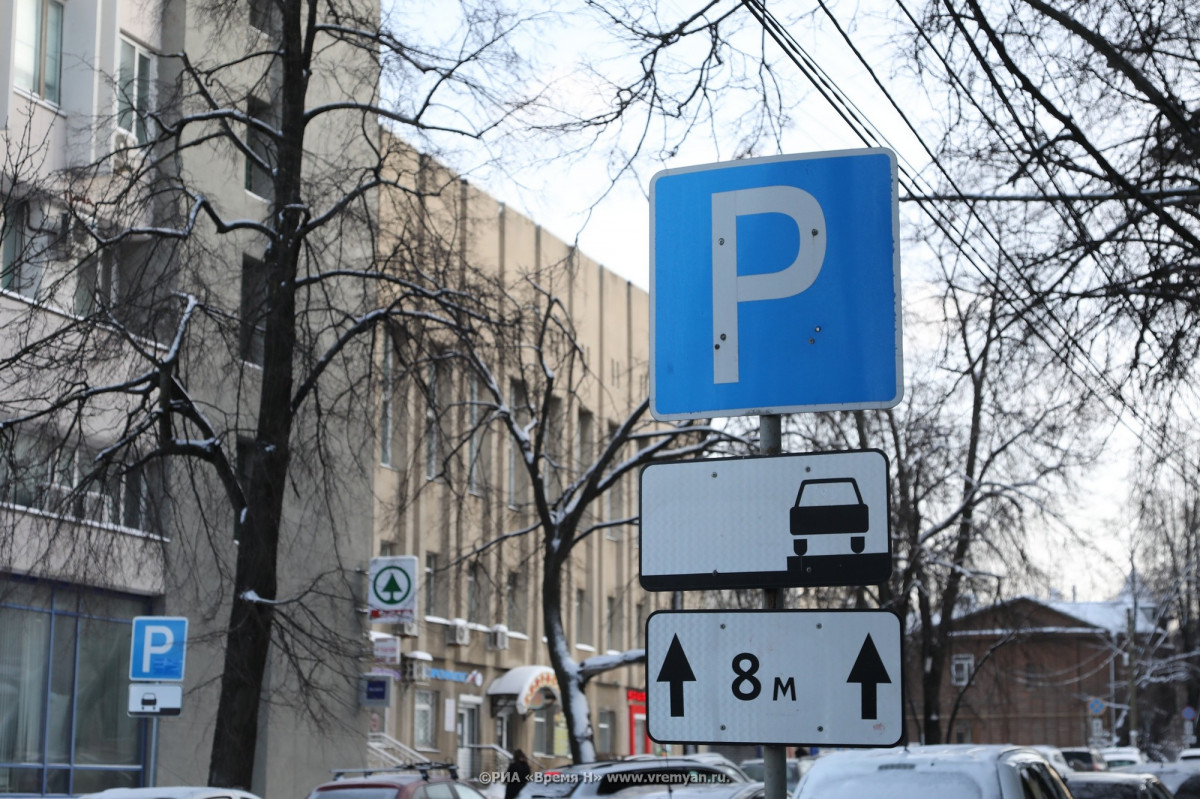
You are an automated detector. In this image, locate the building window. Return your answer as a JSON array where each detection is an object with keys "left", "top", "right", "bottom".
[
  {"left": 505, "top": 572, "right": 525, "bottom": 634},
  {"left": 248, "top": 0, "right": 280, "bottom": 35},
  {"left": 0, "top": 430, "right": 159, "bottom": 533},
  {"left": 950, "top": 654, "right": 974, "bottom": 687},
  {"left": 380, "top": 348, "right": 394, "bottom": 466},
  {"left": 532, "top": 706, "right": 557, "bottom": 756},
  {"left": 14, "top": 0, "right": 63, "bottom": 105},
  {"left": 240, "top": 255, "right": 267, "bottom": 366},
  {"left": 244, "top": 97, "right": 277, "bottom": 201},
  {"left": 414, "top": 688, "right": 437, "bottom": 749},
  {"left": 466, "top": 563, "right": 485, "bottom": 624},
  {"left": 507, "top": 381, "right": 530, "bottom": 507},
  {"left": 74, "top": 251, "right": 117, "bottom": 317},
  {"left": 1, "top": 202, "right": 45, "bottom": 299},
  {"left": 117, "top": 39, "right": 152, "bottom": 144},
  {"left": 424, "top": 362, "right": 441, "bottom": 480},
  {"left": 604, "top": 422, "right": 624, "bottom": 538},
  {"left": 424, "top": 552, "right": 447, "bottom": 618},
  {"left": 605, "top": 595, "right": 622, "bottom": 652},
  {"left": 467, "top": 373, "right": 482, "bottom": 494},
  {"left": 0, "top": 578, "right": 150, "bottom": 793},
  {"left": 635, "top": 601, "right": 647, "bottom": 649},
  {"left": 596, "top": 709, "right": 615, "bottom": 756},
  {"left": 575, "top": 588, "right": 592, "bottom": 646},
  {"left": 576, "top": 409, "right": 594, "bottom": 469}
]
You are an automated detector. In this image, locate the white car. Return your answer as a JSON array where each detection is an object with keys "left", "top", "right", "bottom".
[
  {"left": 1099, "top": 746, "right": 1146, "bottom": 769},
  {"left": 791, "top": 744, "right": 1071, "bottom": 799},
  {"left": 79, "top": 788, "right": 263, "bottom": 799}
]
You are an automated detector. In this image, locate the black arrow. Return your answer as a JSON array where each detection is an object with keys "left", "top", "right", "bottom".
[
  {"left": 846, "top": 633, "right": 891, "bottom": 720},
  {"left": 656, "top": 634, "right": 696, "bottom": 717}
]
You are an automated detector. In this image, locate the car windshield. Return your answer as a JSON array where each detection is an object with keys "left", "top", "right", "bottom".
[{"left": 740, "top": 765, "right": 763, "bottom": 782}]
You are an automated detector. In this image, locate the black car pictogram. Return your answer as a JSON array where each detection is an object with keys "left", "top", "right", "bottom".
[{"left": 790, "top": 477, "right": 869, "bottom": 557}]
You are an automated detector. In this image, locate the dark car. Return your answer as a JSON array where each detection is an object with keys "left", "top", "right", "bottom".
[
  {"left": 309, "top": 764, "right": 490, "bottom": 799},
  {"left": 516, "top": 758, "right": 745, "bottom": 799},
  {"left": 1064, "top": 771, "right": 1173, "bottom": 799},
  {"left": 1063, "top": 748, "right": 1111, "bottom": 772}
]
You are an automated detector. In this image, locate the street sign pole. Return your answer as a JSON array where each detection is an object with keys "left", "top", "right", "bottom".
[{"left": 760, "top": 414, "right": 786, "bottom": 799}]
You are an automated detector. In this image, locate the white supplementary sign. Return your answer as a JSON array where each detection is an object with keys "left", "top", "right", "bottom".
[
  {"left": 369, "top": 556, "right": 419, "bottom": 623},
  {"left": 650, "top": 148, "right": 902, "bottom": 420},
  {"left": 647, "top": 609, "right": 902, "bottom": 747},
  {"left": 129, "top": 616, "right": 188, "bottom": 682},
  {"left": 640, "top": 450, "right": 890, "bottom": 590},
  {"left": 128, "top": 683, "right": 183, "bottom": 717}
]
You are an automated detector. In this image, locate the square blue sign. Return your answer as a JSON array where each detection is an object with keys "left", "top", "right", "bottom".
[
  {"left": 650, "top": 149, "right": 902, "bottom": 419},
  {"left": 130, "top": 616, "right": 188, "bottom": 681}
]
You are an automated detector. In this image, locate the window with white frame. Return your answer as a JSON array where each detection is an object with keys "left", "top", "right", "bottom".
[
  {"left": 0, "top": 430, "right": 159, "bottom": 532},
  {"left": 74, "top": 251, "right": 118, "bottom": 317},
  {"left": 118, "top": 39, "right": 152, "bottom": 143},
  {"left": 596, "top": 709, "right": 615, "bottom": 756},
  {"left": 14, "top": 0, "right": 63, "bottom": 105},
  {"left": 414, "top": 688, "right": 437, "bottom": 749},
  {"left": 1, "top": 201, "right": 47, "bottom": 299},
  {"left": 950, "top": 654, "right": 974, "bottom": 687}
]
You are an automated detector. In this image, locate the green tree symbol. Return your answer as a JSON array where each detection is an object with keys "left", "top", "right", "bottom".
[{"left": 374, "top": 567, "right": 410, "bottom": 605}]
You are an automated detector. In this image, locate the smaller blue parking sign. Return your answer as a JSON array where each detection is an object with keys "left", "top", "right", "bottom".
[{"left": 130, "top": 616, "right": 188, "bottom": 682}]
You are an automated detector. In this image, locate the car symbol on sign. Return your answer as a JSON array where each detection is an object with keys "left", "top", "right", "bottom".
[{"left": 790, "top": 477, "right": 869, "bottom": 557}]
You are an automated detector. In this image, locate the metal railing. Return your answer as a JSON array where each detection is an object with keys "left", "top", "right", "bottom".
[{"left": 368, "top": 732, "right": 434, "bottom": 769}]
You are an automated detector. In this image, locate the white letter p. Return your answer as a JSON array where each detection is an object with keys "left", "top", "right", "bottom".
[
  {"left": 143, "top": 625, "right": 175, "bottom": 673},
  {"left": 711, "top": 186, "right": 826, "bottom": 384}
]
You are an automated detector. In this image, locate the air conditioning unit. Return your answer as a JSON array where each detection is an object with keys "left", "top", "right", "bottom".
[
  {"left": 488, "top": 624, "right": 509, "bottom": 651},
  {"left": 112, "top": 130, "right": 138, "bottom": 172},
  {"left": 396, "top": 620, "right": 419, "bottom": 638},
  {"left": 445, "top": 619, "right": 470, "bottom": 646},
  {"left": 401, "top": 660, "right": 430, "bottom": 683}
]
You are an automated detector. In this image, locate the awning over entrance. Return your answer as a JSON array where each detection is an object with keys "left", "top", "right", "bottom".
[{"left": 486, "top": 665, "right": 560, "bottom": 715}]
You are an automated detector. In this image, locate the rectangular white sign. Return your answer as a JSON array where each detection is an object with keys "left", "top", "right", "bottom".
[
  {"left": 369, "top": 556, "right": 419, "bottom": 623},
  {"left": 647, "top": 609, "right": 902, "bottom": 747},
  {"left": 640, "top": 450, "right": 890, "bottom": 590}
]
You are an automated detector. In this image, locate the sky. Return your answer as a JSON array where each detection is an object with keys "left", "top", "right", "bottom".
[{"left": 412, "top": 0, "right": 1134, "bottom": 602}]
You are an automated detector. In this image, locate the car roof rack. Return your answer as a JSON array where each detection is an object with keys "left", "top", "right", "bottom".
[{"left": 331, "top": 762, "right": 459, "bottom": 781}]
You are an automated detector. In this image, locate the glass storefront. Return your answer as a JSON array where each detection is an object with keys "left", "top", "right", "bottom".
[{"left": 0, "top": 577, "right": 150, "bottom": 795}]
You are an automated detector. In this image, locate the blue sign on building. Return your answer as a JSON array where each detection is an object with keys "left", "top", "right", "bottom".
[
  {"left": 130, "top": 616, "right": 188, "bottom": 682},
  {"left": 650, "top": 149, "right": 902, "bottom": 420}
]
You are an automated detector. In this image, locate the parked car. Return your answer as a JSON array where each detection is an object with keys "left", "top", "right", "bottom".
[
  {"left": 1064, "top": 747, "right": 1111, "bottom": 772},
  {"left": 1113, "top": 763, "right": 1200, "bottom": 794},
  {"left": 1102, "top": 747, "right": 1148, "bottom": 769},
  {"left": 308, "top": 763, "right": 488, "bottom": 799},
  {"left": 1173, "top": 772, "right": 1200, "bottom": 799},
  {"left": 517, "top": 758, "right": 747, "bottom": 799},
  {"left": 791, "top": 744, "right": 1071, "bottom": 799},
  {"left": 1031, "top": 745, "right": 1074, "bottom": 777},
  {"left": 618, "top": 781, "right": 766, "bottom": 799},
  {"left": 625, "top": 753, "right": 751, "bottom": 782},
  {"left": 1064, "top": 770, "right": 1173, "bottom": 799},
  {"left": 79, "top": 789, "right": 263, "bottom": 799},
  {"left": 1180, "top": 750, "right": 1200, "bottom": 762},
  {"left": 738, "top": 758, "right": 815, "bottom": 793}
]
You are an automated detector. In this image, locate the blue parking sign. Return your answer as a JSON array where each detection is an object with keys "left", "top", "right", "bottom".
[
  {"left": 650, "top": 149, "right": 902, "bottom": 419},
  {"left": 130, "top": 616, "right": 188, "bottom": 681}
]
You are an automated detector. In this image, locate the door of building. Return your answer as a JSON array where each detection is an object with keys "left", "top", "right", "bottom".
[{"left": 457, "top": 705, "right": 480, "bottom": 777}]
